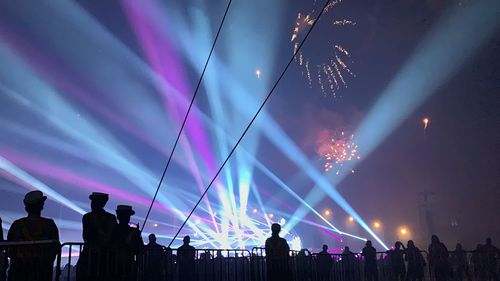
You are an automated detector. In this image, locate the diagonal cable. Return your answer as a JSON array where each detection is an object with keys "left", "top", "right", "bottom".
[
  {"left": 168, "top": 0, "right": 333, "bottom": 247},
  {"left": 142, "top": 0, "right": 233, "bottom": 231}
]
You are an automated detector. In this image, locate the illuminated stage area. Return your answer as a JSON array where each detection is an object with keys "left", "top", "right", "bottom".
[{"left": 0, "top": 0, "right": 499, "bottom": 252}]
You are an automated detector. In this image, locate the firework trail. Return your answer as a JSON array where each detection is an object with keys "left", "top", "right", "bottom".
[{"left": 291, "top": 1, "right": 356, "bottom": 98}]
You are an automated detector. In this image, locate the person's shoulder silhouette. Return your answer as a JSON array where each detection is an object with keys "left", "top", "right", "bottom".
[
  {"left": 265, "top": 223, "right": 290, "bottom": 258},
  {"left": 82, "top": 192, "right": 116, "bottom": 246},
  {"left": 6, "top": 191, "right": 60, "bottom": 281},
  {"left": 113, "top": 205, "right": 143, "bottom": 251},
  {"left": 8, "top": 191, "right": 59, "bottom": 242}
]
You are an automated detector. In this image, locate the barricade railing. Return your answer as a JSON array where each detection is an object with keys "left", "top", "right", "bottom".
[
  {"left": 56, "top": 243, "right": 253, "bottom": 281},
  {"left": 1, "top": 240, "right": 497, "bottom": 281},
  {"left": 444, "top": 250, "right": 499, "bottom": 281},
  {"left": 57, "top": 242, "right": 143, "bottom": 281},
  {"left": 0, "top": 240, "right": 60, "bottom": 281}
]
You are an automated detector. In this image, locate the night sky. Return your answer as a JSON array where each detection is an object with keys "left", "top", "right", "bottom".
[{"left": 0, "top": 0, "right": 498, "bottom": 251}]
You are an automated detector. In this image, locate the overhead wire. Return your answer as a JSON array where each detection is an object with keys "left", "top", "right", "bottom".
[
  {"left": 141, "top": 0, "right": 233, "bottom": 232},
  {"left": 167, "top": 0, "right": 334, "bottom": 247}
]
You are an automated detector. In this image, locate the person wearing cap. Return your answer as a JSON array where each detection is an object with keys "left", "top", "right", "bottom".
[
  {"left": 265, "top": 223, "right": 291, "bottom": 281},
  {"left": 7, "top": 190, "right": 60, "bottom": 281},
  {"left": 112, "top": 205, "right": 143, "bottom": 281},
  {"left": 77, "top": 192, "right": 117, "bottom": 281}
]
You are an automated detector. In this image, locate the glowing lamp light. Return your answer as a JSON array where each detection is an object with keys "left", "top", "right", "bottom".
[
  {"left": 399, "top": 226, "right": 409, "bottom": 236},
  {"left": 373, "top": 221, "right": 381, "bottom": 229},
  {"left": 153, "top": 223, "right": 158, "bottom": 227},
  {"left": 348, "top": 216, "right": 354, "bottom": 222},
  {"left": 268, "top": 213, "right": 274, "bottom": 219},
  {"left": 324, "top": 209, "right": 331, "bottom": 217},
  {"left": 252, "top": 208, "right": 258, "bottom": 214}
]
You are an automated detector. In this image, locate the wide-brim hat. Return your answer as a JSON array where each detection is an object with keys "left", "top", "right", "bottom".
[
  {"left": 116, "top": 205, "right": 135, "bottom": 216},
  {"left": 23, "top": 191, "right": 47, "bottom": 205},
  {"left": 89, "top": 192, "right": 109, "bottom": 201}
]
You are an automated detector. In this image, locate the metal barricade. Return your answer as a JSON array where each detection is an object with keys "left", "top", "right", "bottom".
[
  {"left": 447, "top": 250, "right": 500, "bottom": 281},
  {"left": 310, "top": 253, "right": 362, "bottom": 281},
  {"left": 0, "top": 240, "right": 60, "bottom": 281},
  {"left": 56, "top": 243, "right": 253, "bottom": 281},
  {"left": 251, "top": 247, "right": 314, "bottom": 281},
  {"left": 140, "top": 248, "right": 252, "bottom": 281},
  {"left": 56, "top": 242, "right": 143, "bottom": 281}
]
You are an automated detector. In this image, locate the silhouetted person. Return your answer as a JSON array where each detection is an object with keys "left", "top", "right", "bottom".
[
  {"left": 428, "top": 235, "right": 450, "bottom": 281},
  {"left": 7, "top": 191, "right": 60, "bottom": 281},
  {"left": 362, "top": 240, "right": 379, "bottom": 281},
  {"left": 297, "top": 249, "right": 311, "bottom": 281},
  {"left": 342, "top": 246, "right": 357, "bottom": 281},
  {"left": 178, "top": 235, "right": 195, "bottom": 281},
  {"left": 265, "top": 223, "right": 291, "bottom": 281},
  {"left": 317, "top": 245, "right": 332, "bottom": 281},
  {"left": 405, "top": 240, "right": 426, "bottom": 281},
  {"left": 112, "top": 205, "right": 143, "bottom": 281},
  {"left": 472, "top": 244, "right": 485, "bottom": 281},
  {"left": 481, "top": 238, "right": 500, "bottom": 281},
  {"left": 144, "top": 234, "right": 165, "bottom": 281},
  {"left": 450, "top": 243, "right": 470, "bottom": 281},
  {"left": 77, "top": 192, "right": 117, "bottom": 281},
  {"left": 389, "top": 241, "right": 406, "bottom": 281},
  {"left": 0, "top": 217, "right": 6, "bottom": 281}
]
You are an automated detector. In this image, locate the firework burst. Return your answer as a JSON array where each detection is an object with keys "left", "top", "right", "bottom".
[
  {"left": 291, "top": 1, "right": 356, "bottom": 98},
  {"left": 317, "top": 131, "right": 360, "bottom": 174}
]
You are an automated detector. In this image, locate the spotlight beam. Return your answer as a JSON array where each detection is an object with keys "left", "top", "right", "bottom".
[{"left": 284, "top": 0, "right": 500, "bottom": 249}]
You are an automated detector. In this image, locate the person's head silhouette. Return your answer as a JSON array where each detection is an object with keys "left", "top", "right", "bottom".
[
  {"left": 366, "top": 240, "right": 372, "bottom": 247},
  {"left": 395, "top": 241, "right": 402, "bottom": 249},
  {"left": 456, "top": 243, "right": 463, "bottom": 251},
  {"left": 486, "top": 237, "right": 492, "bottom": 246},
  {"left": 149, "top": 234, "right": 157, "bottom": 244},
  {"left": 183, "top": 235, "right": 191, "bottom": 245},
  {"left": 407, "top": 240, "right": 415, "bottom": 248},
  {"left": 89, "top": 192, "right": 109, "bottom": 212},
  {"left": 431, "top": 235, "right": 440, "bottom": 244},
  {"left": 322, "top": 244, "right": 328, "bottom": 251},
  {"left": 116, "top": 205, "right": 135, "bottom": 225},
  {"left": 271, "top": 223, "right": 281, "bottom": 237},
  {"left": 23, "top": 191, "right": 47, "bottom": 216},
  {"left": 344, "top": 246, "right": 350, "bottom": 252}
]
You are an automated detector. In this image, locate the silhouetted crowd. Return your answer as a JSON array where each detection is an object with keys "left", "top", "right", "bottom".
[{"left": 0, "top": 190, "right": 499, "bottom": 281}]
